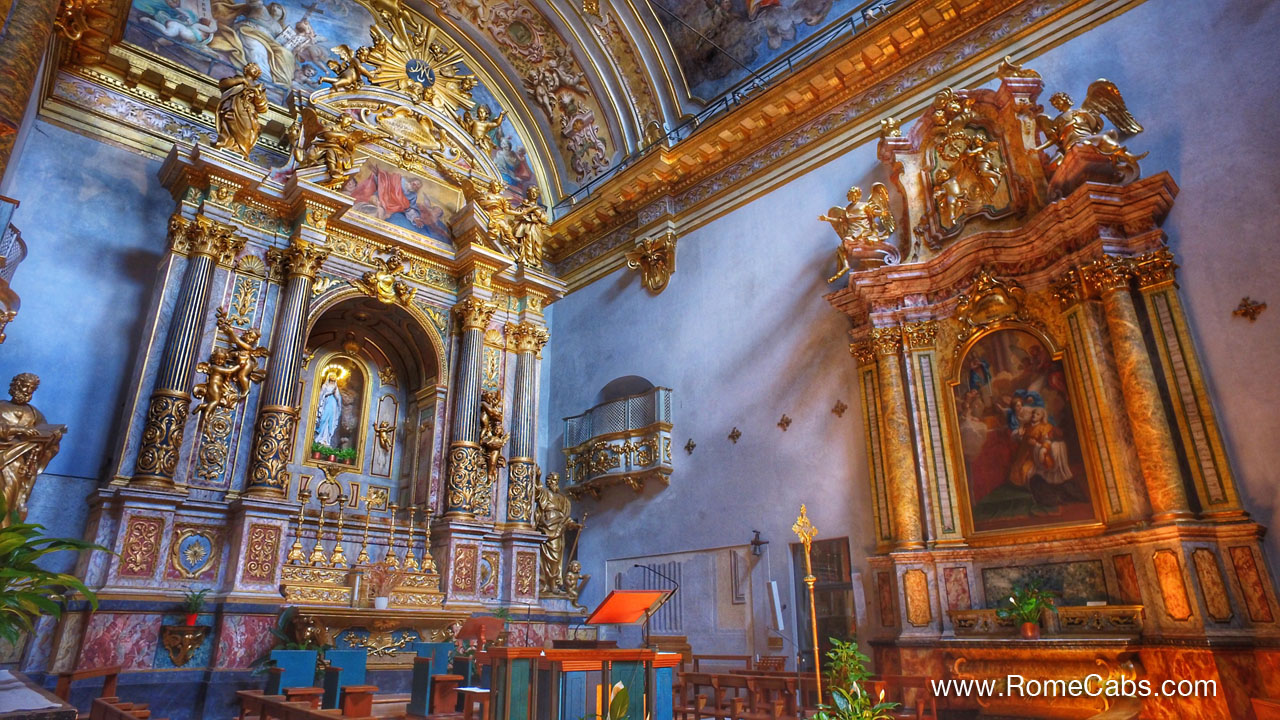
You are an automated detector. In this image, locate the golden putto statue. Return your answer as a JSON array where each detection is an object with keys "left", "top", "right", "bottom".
[
  {"left": 479, "top": 390, "right": 509, "bottom": 489},
  {"left": 534, "top": 471, "right": 580, "bottom": 595},
  {"left": 322, "top": 44, "right": 375, "bottom": 92},
  {"left": 431, "top": 155, "right": 548, "bottom": 268},
  {"left": 820, "top": 182, "right": 898, "bottom": 282},
  {"left": 193, "top": 309, "right": 268, "bottom": 418},
  {"left": 0, "top": 374, "right": 65, "bottom": 527},
  {"left": 459, "top": 104, "right": 507, "bottom": 153},
  {"left": 213, "top": 63, "right": 268, "bottom": 160}
]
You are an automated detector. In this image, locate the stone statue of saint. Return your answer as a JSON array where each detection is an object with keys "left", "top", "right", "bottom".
[
  {"left": 0, "top": 374, "right": 65, "bottom": 526},
  {"left": 533, "top": 471, "right": 579, "bottom": 595}
]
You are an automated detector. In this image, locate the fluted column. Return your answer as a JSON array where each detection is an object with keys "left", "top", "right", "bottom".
[
  {"left": 445, "top": 298, "right": 497, "bottom": 517},
  {"left": 504, "top": 322, "right": 549, "bottom": 526},
  {"left": 243, "top": 240, "right": 329, "bottom": 498},
  {"left": 132, "top": 215, "right": 245, "bottom": 488},
  {"left": 872, "top": 326, "right": 925, "bottom": 550},
  {"left": 1082, "top": 257, "right": 1192, "bottom": 523}
]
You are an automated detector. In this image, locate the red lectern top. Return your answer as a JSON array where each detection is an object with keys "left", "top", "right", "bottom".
[{"left": 584, "top": 589, "right": 671, "bottom": 625}]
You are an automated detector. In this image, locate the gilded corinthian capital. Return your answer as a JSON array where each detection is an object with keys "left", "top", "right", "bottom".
[
  {"left": 1079, "top": 256, "right": 1135, "bottom": 295},
  {"left": 169, "top": 214, "right": 246, "bottom": 266},
  {"left": 453, "top": 298, "right": 497, "bottom": 333},
  {"left": 902, "top": 320, "right": 939, "bottom": 349},
  {"left": 870, "top": 326, "right": 903, "bottom": 357},
  {"left": 505, "top": 322, "right": 549, "bottom": 354},
  {"left": 268, "top": 240, "right": 330, "bottom": 280}
]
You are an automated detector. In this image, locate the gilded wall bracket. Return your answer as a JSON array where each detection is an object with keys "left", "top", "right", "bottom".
[{"left": 625, "top": 231, "right": 676, "bottom": 294}]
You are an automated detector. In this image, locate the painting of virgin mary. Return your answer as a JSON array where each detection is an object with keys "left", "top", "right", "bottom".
[
  {"left": 309, "top": 357, "right": 365, "bottom": 467},
  {"left": 953, "top": 329, "right": 1094, "bottom": 532}
]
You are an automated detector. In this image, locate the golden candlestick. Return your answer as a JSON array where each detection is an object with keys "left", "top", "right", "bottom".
[
  {"left": 287, "top": 490, "right": 310, "bottom": 565},
  {"left": 309, "top": 505, "right": 329, "bottom": 566},
  {"left": 356, "top": 492, "right": 373, "bottom": 566},
  {"left": 403, "top": 506, "right": 420, "bottom": 572},
  {"left": 421, "top": 510, "right": 437, "bottom": 572},
  {"left": 792, "top": 504, "right": 822, "bottom": 703},
  {"left": 385, "top": 502, "right": 400, "bottom": 568},
  {"left": 331, "top": 493, "right": 349, "bottom": 568}
]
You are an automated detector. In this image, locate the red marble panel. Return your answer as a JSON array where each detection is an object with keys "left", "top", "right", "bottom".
[
  {"left": 877, "top": 571, "right": 895, "bottom": 627},
  {"left": 1229, "top": 545, "right": 1275, "bottom": 623},
  {"left": 942, "top": 566, "right": 971, "bottom": 611},
  {"left": 214, "top": 614, "right": 277, "bottom": 669},
  {"left": 78, "top": 613, "right": 161, "bottom": 670},
  {"left": 1111, "top": 553, "right": 1141, "bottom": 605},
  {"left": 1191, "top": 549, "right": 1232, "bottom": 623},
  {"left": 1152, "top": 550, "right": 1192, "bottom": 622}
]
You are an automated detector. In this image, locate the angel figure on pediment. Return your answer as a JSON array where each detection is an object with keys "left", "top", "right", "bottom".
[
  {"left": 297, "top": 110, "right": 387, "bottom": 187},
  {"left": 1035, "top": 79, "right": 1147, "bottom": 183},
  {"left": 430, "top": 154, "right": 519, "bottom": 257},
  {"left": 821, "top": 182, "right": 898, "bottom": 283},
  {"left": 321, "top": 44, "right": 374, "bottom": 93},
  {"left": 459, "top": 104, "right": 507, "bottom": 153}
]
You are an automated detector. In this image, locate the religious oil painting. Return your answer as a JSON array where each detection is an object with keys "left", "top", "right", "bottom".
[
  {"left": 308, "top": 355, "right": 367, "bottom": 468},
  {"left": 953, "top": 329, "right": 1094, "bottom": 533},
  {"left": 343, "top": 159, "right": 460, "bottom": 242},
  {"left": 124, "top": 0, "right": 377, "bottom": 103},
  {"left": 649, "top": 0, "right": 858, "bottom": 100}
]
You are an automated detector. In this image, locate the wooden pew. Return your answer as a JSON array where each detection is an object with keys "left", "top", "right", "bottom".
[
  {"left": 56, "top": 666, "right": 122, "bottom": 720},
  {"left": 237, "top": 689, "right": 378, "bottom": 720},
  {"left": 90, "top": 699, "right": 161, "bottom": 720},
  {"left": 692, "top": 655, "right": 752, "bottom": 673}
]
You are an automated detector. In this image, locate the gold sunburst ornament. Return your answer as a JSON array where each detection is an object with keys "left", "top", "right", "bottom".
[
  {"left": 357, "top": 2, "right": 477, "bottom": 115},
  {"left": 792, "top": 504, "right": 822, "bottom": 702}
]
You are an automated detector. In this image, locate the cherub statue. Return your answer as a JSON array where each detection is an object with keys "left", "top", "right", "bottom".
[
  {"left": 373, "top": 421, "right": 394, "bottom": 452},
  {"left": 479, "top": 390, "right": 509, "bottom": 488},
  {"left": 1035, "top": 80, "right": 1146, "bottom": 182},
  {"left": 217, "top": 308, "right": 268, "bottom": 396},
  {"left": 563, "top": 560, "right": 590, "bottom": 612},
  {"left": 430, "top": 154, "right": 519, "bottom": 256},
  {"left": 511, "top": 186, "right": 548, "bottom": 269},
  {"left": 459, "top": 104, "right": 507, "bottom": 153},
  {"left": 213, "top": 63, "right": 268, "bottom": 159},
  {"left": 932, "top": 168, "right": 966, "bottom": 229},
  {"left": 297, "top": 110, "right": 386, "bottom": 187},
  {"left": 820, "top": 182, "right": 897, "bottom": 283},
  {"left": 357, "top": 248, "right": 416, "bottom": 306},
  {"left": 321, "top": 44, "right": 375, "bottom": 92},
  {"left": 192, "top": 347, "right": 239, "bottom": 419}
]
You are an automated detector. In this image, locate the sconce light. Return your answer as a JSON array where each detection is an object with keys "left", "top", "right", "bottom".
[{"left": 750, "top": 530, "right": 769, "bottom": 556}]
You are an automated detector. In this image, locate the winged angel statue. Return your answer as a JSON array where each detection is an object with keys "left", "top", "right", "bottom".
[
  {"left": 821, "top": 182, "right": 898, "bottom": 283},
  {"left": 289, "top": 107, "right": 387, "bottom": 188},
  {"left": 1035, "top": 79, "right": 1147, "bottom": 182}
]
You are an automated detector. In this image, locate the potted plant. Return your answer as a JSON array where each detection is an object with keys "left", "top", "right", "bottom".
[
  {"left": 365, "top": 559, "right": 407, "bottom": 610},
  {"left": 997, "top": 580, "right": 1058, "bottom": 639},
  {"left": 0, "top": 497, "right": 105, "bottom": 647},
  {"left": 181, "top": 588, "right": 209, "bottom": 626},
  {"left": 814, "top": 638, "right": 898, "bottom": 720},
  {"left": 249, "top": 607, "right": 333, "bottom": 682}
]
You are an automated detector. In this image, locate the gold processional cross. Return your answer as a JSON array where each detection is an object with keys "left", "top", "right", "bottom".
[{"left": 792, "top": 504, "right": 822, "bottom": 702}]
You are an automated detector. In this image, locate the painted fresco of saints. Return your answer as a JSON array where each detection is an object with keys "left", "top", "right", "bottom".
[
  {"left": 346, "top": 162, "right": 454, "bottom": 241},
  {"left": 953, "top": 330, "right": 1093, "bottom": 532}
]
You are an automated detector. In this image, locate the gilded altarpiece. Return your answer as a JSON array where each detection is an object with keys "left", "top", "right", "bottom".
[
  {"left": 825, "top": 63, "right": 1280, "bottom": 719},
  {"left": 30, "top": 3, "right": 575, "bottom": 681}
]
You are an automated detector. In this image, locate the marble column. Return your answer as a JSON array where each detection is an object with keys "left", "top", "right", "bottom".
[
  {"left": 131, "top": 215, "right": 244, "bottom": 488},
  {"left": 1084, "top": 257, "right": 1192, "bottom": 523},
  {"left": 872, "top": 326, "right": 924, "bottom": 550},
  {"left": 0, "top": 0, "right": 58, "bottom": 178},
  {"left": 504, "top": 322, "right": 549, "bottom": 526},
  {"left": 243, "top": 240, "right": 329, "bottom": 498},
  {"left": 445, "top": 298, "right": 497, "bottom": 517}
]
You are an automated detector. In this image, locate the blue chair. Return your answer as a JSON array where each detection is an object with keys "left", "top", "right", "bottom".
[
  {"left": 265, "top": 649, "right": 318, "bottom": 694},
  {"left": 321, "top": 649, "right": 369, "bottom": 709},
  {"left": 413, "top": 641, "right": 455, "bottom": 677}
]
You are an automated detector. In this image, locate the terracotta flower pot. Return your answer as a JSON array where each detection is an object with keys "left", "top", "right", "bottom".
[
  {"left": 312, "top": 451, "right": 322, "bottom": 459},
  {"left": 185, "top": 613, "right": 199, "bottom": 626},
  {"left": 1020, "top": 621, "right": 1040, "bottom": 640},
  {"left": 328, "top": 454, "right": 336, "bottom": 462}
]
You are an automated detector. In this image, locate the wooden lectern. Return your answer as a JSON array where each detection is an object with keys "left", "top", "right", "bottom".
[{"left": 486, "top": 592, "right": 680, "bottom": 720}]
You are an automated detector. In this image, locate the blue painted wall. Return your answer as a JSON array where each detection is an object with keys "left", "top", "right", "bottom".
[
  {"left": 544, "top": 0, "right": 1280, "bottom": 648},
  {"left": 3, "top": 121, "right": 172, "bottom": 569}
]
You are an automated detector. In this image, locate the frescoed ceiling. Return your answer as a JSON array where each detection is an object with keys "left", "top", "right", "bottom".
[{"left": 46, "top": 0, "right": 899, "bottom": 202}]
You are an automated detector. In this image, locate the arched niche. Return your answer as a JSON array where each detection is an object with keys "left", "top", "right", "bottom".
[
  {"left": 595, "top": 375, "right": 655, "bottom": 405},
  {"left": 297, "top": 294, "right": 445, "bottom": 514},
  {"left": 947, "top": 325, "right": 1100, "bottom": 539}
]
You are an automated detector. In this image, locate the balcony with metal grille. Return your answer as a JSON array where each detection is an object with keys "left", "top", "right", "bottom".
[{"left": 562, "top": 386, "right": 673, "bottom": 499}]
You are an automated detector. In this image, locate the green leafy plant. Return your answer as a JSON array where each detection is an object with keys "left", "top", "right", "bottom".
[
  {"left": 578, "top": 681, "right": 634, "bottom": 720},
  {"left": 824, "top": 637, "right": 873, "bottom": 691},
  {"left": 813, "top": 638, "right": 898, "bottom": 720},
  {"left": 181, "top": 588, "right": 209, "bottom": 614},
  {"left": 813, "top": 686, "right": 898, "bottom": 720},
  {"left": 0, "top": 497, "right": 106, "bottom": 645},
  {"left": 310, "top": 442, "right": 356, "bottom": 462},
  {"left": 996, "top": 580, "right": 1058, "bottom": 624}
]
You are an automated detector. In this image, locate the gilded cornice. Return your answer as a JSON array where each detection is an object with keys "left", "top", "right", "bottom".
[
  {"left": 548, "top": 0, "right": 1154, "bottom": 288},
  {"left": 1052, "top": 248, "right": 1177, "bottom": 309}
]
